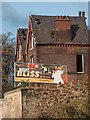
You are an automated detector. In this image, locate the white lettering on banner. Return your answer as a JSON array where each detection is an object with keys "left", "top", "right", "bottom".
[
  {"left": 17, "top": 70, "right": 23, "bottom": 76},
  {"left": 17, "top": 68, "right": 40, "bottom": 77},
  {"left": 30, "top": 71, "right": 35, "bottom": 77},
  {"left": 35, "top": 71, "right": 40, "bottom": 77}
]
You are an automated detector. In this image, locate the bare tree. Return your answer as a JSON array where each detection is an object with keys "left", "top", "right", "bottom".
[{"left": 1, "top": 32, "right": 15, "bottom": 97}]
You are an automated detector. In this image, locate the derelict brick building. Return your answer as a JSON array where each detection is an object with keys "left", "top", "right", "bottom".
[{"left": 15, "top": 11, "right": 90, "bottom": 80}]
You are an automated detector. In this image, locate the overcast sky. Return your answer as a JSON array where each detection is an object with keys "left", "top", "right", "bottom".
[{"left": 0, "top": 2, "right": 90, "bottom": 38}]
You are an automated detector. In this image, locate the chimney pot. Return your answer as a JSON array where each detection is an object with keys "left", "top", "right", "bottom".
[
  {"left": 82, "top": 11, "right": 85, "bottom": 17},
  {"left": 63, "top": 16, "right": 66, "bottom": 19},
  {"left": 56, "top": 16, "right": 59, "bottom": 20},
  {"left": 60, "top": 16, "right": 62, "bottom": 20},
  {"left": 79, "top": 11, "right": 82, "bottom": 17},
  {"left": 66, "top": 16, "right": 69, "bottom": 19}
]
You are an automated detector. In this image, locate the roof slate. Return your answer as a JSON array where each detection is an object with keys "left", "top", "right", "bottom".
[
  {"left": 31, "top": 15, "right": 89, "bottom": 44},
  {"left": 88, "top": 29, "right": 90, "bottom": 42}
]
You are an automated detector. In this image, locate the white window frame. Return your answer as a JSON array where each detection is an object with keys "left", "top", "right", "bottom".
[
  {"left": 18, "top": 45, "right": 22, "bottom": 61},
  {"left": 31, "top": 56, "right": 34, "bottom": 63},
  {"left": 30, "top": 34, "right": 34, "bottom": 51},
  {"left": 77, "top": 54, "right": 84, "bottom": 74}
]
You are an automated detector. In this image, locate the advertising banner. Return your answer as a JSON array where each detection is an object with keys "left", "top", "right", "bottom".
[{"left": 14, "top": 62, "right": 67, "bottom": 84}]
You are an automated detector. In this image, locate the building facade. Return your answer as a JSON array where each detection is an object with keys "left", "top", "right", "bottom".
[{"left": 15, "top": 11, "right": 90, "bottom": 80}]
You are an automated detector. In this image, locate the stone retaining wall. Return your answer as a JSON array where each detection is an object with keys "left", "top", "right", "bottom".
[
  {"left": 22, "top": 82, "right": 88, "bottom": 118},
  {"left": 2, "top": 89, "right": 22, "bottom": 119},
  {"left": 0, "top": 99, "right": 3, "bottom": 120}
]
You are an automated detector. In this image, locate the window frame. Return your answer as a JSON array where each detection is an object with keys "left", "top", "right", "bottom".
[
  {"left": 76, "top": 54, "right": 84, "bottom": 74},
  {"left": 30, "top": 55, "right": 34, "bottom": 63},
  {"left": 18, "top": 45, "right": 22, "bottom": 61},
  {"left": 30, "top": 33, "right": 34, "bottom": 51}
]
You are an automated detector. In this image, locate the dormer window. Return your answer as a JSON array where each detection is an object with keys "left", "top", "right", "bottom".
[{"left": 35, "top": 19, "right": 41, "bottom": 25}]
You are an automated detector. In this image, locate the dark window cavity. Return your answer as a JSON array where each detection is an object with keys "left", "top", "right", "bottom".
[{"left": 76, "top": 54, "right": 84, "bottom": 73}]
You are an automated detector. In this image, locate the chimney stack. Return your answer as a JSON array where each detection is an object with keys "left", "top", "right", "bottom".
[
  {"left": 79, "top": 11, "right": 82, "bottom": 17},
  {"left": 55, "top": 15, "right": 71, "bottom": 30},
  {"left": 82, "top": 11, "right": 85, "bottom": 17}
]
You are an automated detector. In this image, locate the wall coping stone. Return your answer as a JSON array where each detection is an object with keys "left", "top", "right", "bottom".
[{"left": 4, "top": 88, "right": 22, "bottom": 96}]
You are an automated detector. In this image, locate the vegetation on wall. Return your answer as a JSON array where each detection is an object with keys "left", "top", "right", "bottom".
[{"left": 22, "top": 78, "right": 89, "bottom": 119}]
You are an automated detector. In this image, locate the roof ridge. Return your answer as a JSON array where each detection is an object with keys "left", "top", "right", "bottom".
[{"left": 31, "top": 14, "right": 86, "bottom": 18}]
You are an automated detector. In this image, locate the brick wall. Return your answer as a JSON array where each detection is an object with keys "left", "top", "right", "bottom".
[
  {"left": 55, "top": 19, "right": 71, "bottom": 30},
  {"left": 36, "top": 45, "right": 89, "bottom": 80},
  {"left": 27, "top": 45, "right": 37, "bottom": 63}
]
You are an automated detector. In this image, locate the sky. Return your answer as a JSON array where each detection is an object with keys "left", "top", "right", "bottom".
[{"left": 0, "top": 1, "right": 90, "bottom": 38}]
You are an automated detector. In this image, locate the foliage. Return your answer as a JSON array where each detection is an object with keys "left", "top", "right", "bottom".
[
  {"left": 1, "top": 32, "right": 15, "bottom": 96},
  {"left": 20, "top": 81, "right": 29, "bottom": 87},
  {"left": 2, "top": 82, "right": 14, "bottom": 98}
]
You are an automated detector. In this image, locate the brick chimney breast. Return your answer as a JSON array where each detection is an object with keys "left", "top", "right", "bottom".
[
  {"left": 55, "top": 15, "right": 71, "bottom": 42},
  {"left": 55, "top": 15, "right": 71, "bottom": 30}
]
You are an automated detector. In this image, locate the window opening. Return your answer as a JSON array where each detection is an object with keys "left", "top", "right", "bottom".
[
  {"left": 76, "top": 54, "right": 84, "bottom": 73},
  {"left": 30, "top": 34, "right": 34, "bottom": 51},
  {"left": 30, "top": 56, "right": 34, "bottom": 63}
]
